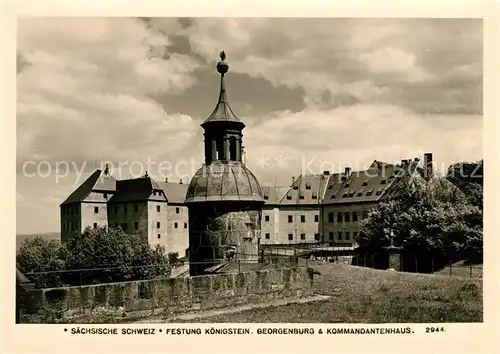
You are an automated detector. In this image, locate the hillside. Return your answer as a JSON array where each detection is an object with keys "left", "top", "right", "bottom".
[
  {"left": 174, "top": 264, "right": 482, "bottom": 323},
  {"left": 16, "top": 232, "right": 60, "bottom": 251}
]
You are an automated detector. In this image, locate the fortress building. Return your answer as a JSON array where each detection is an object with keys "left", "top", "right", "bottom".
[{"left": 184, "top": 52, "right": 264, "bottom": 276}]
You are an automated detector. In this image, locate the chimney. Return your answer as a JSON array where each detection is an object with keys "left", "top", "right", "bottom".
[
  {"left": 165, "top": 177, "right": 169, "bottom": 183},
  {"left": 423, "top": 153, "right": 433, "bottom": 180},
  {"left": 292, "top": 176, "right": 295, "bottom": 185},
  {"left": 323, "top": 170, "right": 330, "bottom": 175},
  {"left": 344, "top": 167, "right": 351, "bottom": 177},
  {"left": 179, "top": 179, "right": 183, "bottom": 184}
]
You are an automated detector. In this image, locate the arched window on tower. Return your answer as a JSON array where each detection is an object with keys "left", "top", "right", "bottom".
[
  {"left": 229, "top": 136, "right": 237, "bottom": 161},
  {"left": 216, "top": 139, "right": 224, "bottom": 161}
]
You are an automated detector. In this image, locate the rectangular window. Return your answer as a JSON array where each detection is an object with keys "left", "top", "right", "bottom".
[
  {"left": 176, "top": 207, "right": 180, "bottom": 214},
  {"left": 314, "top": 214, "right": 319, "bottom": 222},
  {"left": 114, "top": 206, "right": 118, "bottom": 214},
  {"left": 314, "top": 233, "right": 320, "bottom": 241},
  {"left": 312, "top": 194, "right": 318, "bottom": 199},
  {"left": 363, "top": 211, "right": 369, "bottom": 219},
  {"left": 93, "top": 223, "right": 97, "bottom": 229},
  {"left": 288, "top": 234, "right": 293, "bottom": 241},
  {"left": 353, "top": 212, "right": 358, "bottom": 222},
  {"left": 299, "top": 195, "right": 305, "bottom": 200},
  {"left": 300, "top": 233, "right": 306, "bottom": 240},
  {"left": 103, "top": 193, "right": 107, "bottom": 199},
  {"left": 135, "top": 222, "right": 139, "bottom": 230},
  {"left": 94, "top": 206, "right": 99, "bottom": 214},
  {"left": 124, "top": 205, "right": 128, "bottom": 213},
  {"left": 345, "top": 231, "right": 351, "bottom": 240},
  {"left": 338, "top": 232, "right": 343, "bottom": 240},
  {"left": 329, "top": 232, "right": 334, "bottom": 240},
  {"left": 157, "top": 205, "right": 160, "bottom": 212},
  {"left": 288, "top": 215, "right": 293, "bottom": 223},
  {"left": 337, "top": 212, "right": 343, "bottom": 223},
  {"left": 174, "top": 222, "right": 178, "bottom": 228},
  {"left": 184, "top": 222, "right": 188, "bottom": 229},
  {"left": 156, "top": 222, "right": 160, "bottom": 229},
  {"left": 134, "top": 204, "right": 139, "bottom": 212},
  {"left": 265, "top": 215, "right": 270, "bottom": 222},
  {"left": 328, "top": 212, "right": 334, "bottom": 223},
  {"left": 158, "top": 234, "right": 161, "bottom": 239},
  {"left": 286, "top": 195, "right": 292, "bottom": 200},
  {"left": 305, "top": 185, "right": 311, "bottom": 190},
  {"left": 344, "top": 212, "right": 350, "bottom": 222},
  {"left": 264, "top": 195, "right": 269, "bottom": 200},
  {"left": 265, "top": 233, "right": 270, "bottom": 239},
  {"left": 301, "top": 215, "right": 305, "bottom": 223}
]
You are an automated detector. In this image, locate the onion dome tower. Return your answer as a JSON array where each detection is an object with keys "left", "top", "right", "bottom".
[{"left": 185, "top": 51, "right": 264, "bottom": 276}]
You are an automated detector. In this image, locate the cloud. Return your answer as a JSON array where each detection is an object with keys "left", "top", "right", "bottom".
[
  {"left": 17, "top": 17, "right": 201, "bottom": 170},
  {"left": 183, "top": 18, "right": 482, "bottom": 113},
  {"left": 242, "top": 104, "right": 483, "bottom": 184}
]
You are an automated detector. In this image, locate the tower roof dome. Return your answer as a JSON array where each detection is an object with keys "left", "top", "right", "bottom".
[{"left": 185, "top": 161, "right": 264, "bottom": 203}]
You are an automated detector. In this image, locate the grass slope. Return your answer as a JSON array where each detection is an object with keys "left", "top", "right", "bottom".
[{"left": 177, "top": 264, "right": 482, "bottom": 323}]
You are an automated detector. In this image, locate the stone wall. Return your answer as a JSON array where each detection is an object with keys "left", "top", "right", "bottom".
[{"left": 26, "top": 267, "right": 314, "bottom": 323}]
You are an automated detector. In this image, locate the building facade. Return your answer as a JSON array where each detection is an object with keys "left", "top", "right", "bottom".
[{"left": 60, "top": 167, "right": 189, "bottom": 256}]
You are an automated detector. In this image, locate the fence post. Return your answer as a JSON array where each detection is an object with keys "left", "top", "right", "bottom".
[
  {"left": 371, "top": 254, "right": 375, "bottom": 268},
  {"left": 431, "top": 258, "right": 434, "bottom": 273},
  {"left": 415, "top": 258, "right": 418, "bottom": 273},
  {"left": 470, "top": 266, "right": 472, "bottom": 278},
  {"left": 364, "top": 254, "right": 367, "bottom": 267},
  {"left": 449, "top": 263, "right": 452, "bottom": 276}
]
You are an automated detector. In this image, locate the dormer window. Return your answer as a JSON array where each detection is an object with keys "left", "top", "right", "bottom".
[
  {"left": 330, "top": 195, "right": 336, "bottom": 199},
  {"left": 344, "top": 183, "right": 350, "bottom": 188},
  {"left": 357, "top": 192, "right": 363, "bottom": 197},
  {"left": 264, "top": 195, "right": 269, "bottom": 200},
  {"left": 312, "top": 194, "right": 318, "bottom": 199},
  {"left": 286, "top": 195, "right": 292, "bottom": 200},
  {"left": 328, "top": 185, "right": 333, "bottom": 189},
  {"left": 362, "top": 181, "right": 368, "bottom": 186},
  {"left": 305, "top": 185, "right": 311, "bottom": 190},
  {"left": 381, "top": 179, "right": 387, "bottom": 184},
  {"left": 293, "top": 186, "right": 298, "bottom": 190},
  {"left": 299, "top": 195, "right": 305, "bottom": 200}
]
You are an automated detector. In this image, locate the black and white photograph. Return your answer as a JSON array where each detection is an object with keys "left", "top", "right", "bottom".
[{"left": 13, "top": 15, "right": 486, "bottom": 329}]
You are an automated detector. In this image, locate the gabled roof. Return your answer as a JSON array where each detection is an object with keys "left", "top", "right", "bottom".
[
  {"left": 278, "top": 174, "right": 331, "bottom": 205},
  {"left": 60, "top": 169, "right": 117, "bottom": 205},
  {"left": 157, "top": 181, "right": 189, "bottom": 204},
  {"left": 261, "top": 186, "right": 289, "bottom": 205},
  {"left": 108, "top": 177, "right": 166, "bottom": 203},
  {"left": 322, "top": 160, "right": 421, "bottom": 205}
]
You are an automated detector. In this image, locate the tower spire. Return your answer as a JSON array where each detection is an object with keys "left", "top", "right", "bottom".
[{"left": 202, "top": 51, "right": 243, "bottom": 126}]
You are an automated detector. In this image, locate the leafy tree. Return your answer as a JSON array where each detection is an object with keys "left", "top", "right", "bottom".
[
  {"left": 17, "top": 236, "right": 69, "bottom": 288},
  {"left": 65, "top": 226, "right": 171, "bottom": 285},
  {"left": 17, "top": 227, "right": 171, "bottom": 288},
  {"left": 356, "top": 170, "right": 483, "bottom": 271}
]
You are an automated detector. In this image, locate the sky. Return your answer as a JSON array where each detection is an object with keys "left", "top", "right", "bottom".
[{"left": 16, "top": 17, "right": 483, "bottom": 234}]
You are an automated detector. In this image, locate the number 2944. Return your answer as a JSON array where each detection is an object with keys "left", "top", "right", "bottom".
[{"left": 425, "top": 327, "right": 445, "bottom": 333}]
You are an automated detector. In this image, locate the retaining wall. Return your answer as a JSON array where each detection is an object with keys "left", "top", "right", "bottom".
[{"left": 22, "top": 266, "right": 314, "bottom": 322}]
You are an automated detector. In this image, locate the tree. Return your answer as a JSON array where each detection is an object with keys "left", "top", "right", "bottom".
[
  {"left": 356, "top": 171, "right": 483, "bottom": 271},
  {"left": 17, "top": 236, "right": 69, "bottom": 288},
  {"left": 17, "top": 227, "right": 172, "bottom": 288},
  {"left": 65, "top": 226, "right": 171, "bottom": 285}
]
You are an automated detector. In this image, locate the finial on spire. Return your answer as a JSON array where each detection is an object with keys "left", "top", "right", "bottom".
[
  {"left": 104, "top": 164, "right": 109, "bottom": 175},
  {"left": 217, "top": 50, "right": 229, "bottom": 75}
]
